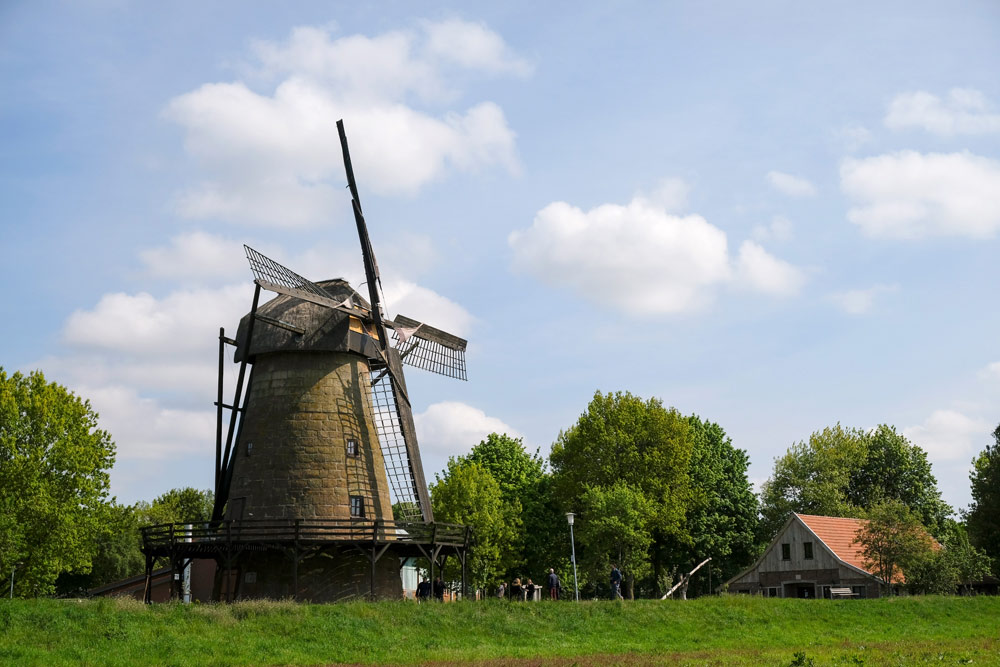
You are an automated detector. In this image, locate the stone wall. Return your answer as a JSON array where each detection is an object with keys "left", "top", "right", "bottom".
[{"left": 226, "top": 350, "right": 393, "bottom": 522}]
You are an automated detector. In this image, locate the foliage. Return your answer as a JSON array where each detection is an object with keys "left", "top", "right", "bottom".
[
  {"left": 575, "top": 482, "right": 654, "bottom": 599},
  {"left": 0, "top": 368, "right": 116, "bottom": 596},
  {"left": 675, "top": 415, "right": 758, "bottom": 593},
  {"left": 60, "top": 487, "right": 215, "bottom": 593},
  {"left": 550, "top": 391, "right": 693, "bottom": 597},
  {"left": 2, "top": 596, "right": 1000, "bottom": 666},
  {"left": 966, "top": 423, "right": 1000, "bottom": 573},
  {"left": 445, "top": 433, "right": 565, "bottom": 585},
  {"left": 134, "top": 487, "right": 214, "bottom": 526},
  {"left": 760, "top": 424, "right": 950, "bottom": 541},
  {"left": 430, "top": 461, "right": 519, "bottom": 592},
  {"left": 854, "top": 499, "right": 934, "bottom": 594},
  {"left": 906, "top": 523, "right": 992, "bottom": 595}
]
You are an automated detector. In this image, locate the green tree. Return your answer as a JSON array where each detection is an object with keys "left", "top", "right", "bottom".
[
  {"left": 576, "top": 482, "right": 653, "bottom": 599},
  {"left": 135, "top": 487, "right": 214, "bottom": 526},
  {"left": 760, "top": 424, "right": 951, "bottom": 541},
  {"left": 966, "top": 424, "right": 1000, "bottom": 573},
  {"left": 906, "top": 523, "right": 992, "bottom": 595},
  {"left": 456, "top": 433, "right": 565, "bottom": 583},
  {"left": 674, "top": 416, "right": 758, "bottom": 594},
  {"left": 855, "top": 499, "right": 934, "bottom": 595},
  {"left": 550, "top": 391, "right": 693, "bottom": 597},
  {"left": 0, "top": 369, "right": 116, "bottom": 596},
  {"left": 430, "top": 461, "right": 519, "bottom": 593}
]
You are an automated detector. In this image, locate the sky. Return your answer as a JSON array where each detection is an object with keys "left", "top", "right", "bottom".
[{"left": 2, "top": 1, "right": 999, "bottom": 515}]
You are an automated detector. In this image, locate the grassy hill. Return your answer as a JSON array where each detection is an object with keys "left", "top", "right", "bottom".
[{"left": 1, "top": 595, "right": 998, "bottom": 665}]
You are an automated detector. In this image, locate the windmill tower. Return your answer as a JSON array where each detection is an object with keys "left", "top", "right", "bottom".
[{"left": 210, "top": 121, "right": 468, "bottom": 601}]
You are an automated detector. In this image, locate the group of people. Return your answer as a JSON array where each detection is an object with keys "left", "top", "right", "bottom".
[
  {"left": 498, "top": 564, "right": 625, "bottom": 601},
  {"left": 415, "top": 575, "right": 445, "bottom": 602},
  {"left": 497, "top": 568, "right": 564, "bottom": 601}
]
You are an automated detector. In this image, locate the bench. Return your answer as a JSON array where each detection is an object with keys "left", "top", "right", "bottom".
[{"left": 830, "top": 587, "right": 856, "bottom": 598}]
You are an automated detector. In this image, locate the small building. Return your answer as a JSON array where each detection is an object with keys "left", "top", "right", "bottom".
[{"left": 724, "top": 513, "right": 889, "bottom": 598}]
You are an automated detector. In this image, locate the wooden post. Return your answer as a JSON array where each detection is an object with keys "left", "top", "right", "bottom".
[{"left": 292, "top": 519, "right": 300, "bottom": 601}]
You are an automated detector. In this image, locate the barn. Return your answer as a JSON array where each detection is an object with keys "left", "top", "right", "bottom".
[{"left": 723, "top": 513, "right": 888, "bottom": 598}]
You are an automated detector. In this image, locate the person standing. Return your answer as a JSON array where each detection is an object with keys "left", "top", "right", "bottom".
[
  {"left": 525, "top": 578, "right": 536, "bottom": 601},
  {"left": 510, "top": 578, "right": 523, "bottom": 601},
  {"left": 610, "top": 564, "right": 624, "bottom": 600},
  {"left": 496, "top": 581, "right": 506, "bottom": 599},
  {"left": 547, "top": 568, "right": 560, "bottom": 600},
  {"left": 433, "top": 576, "right": 445, "bottom": 602},
  {"left": 416, "top": 576, "right": 431, "bottom": 602}
]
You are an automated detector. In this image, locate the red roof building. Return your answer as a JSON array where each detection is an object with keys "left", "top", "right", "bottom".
[{"left": 723, "top": 513, "right": 888, "bottom": 598}]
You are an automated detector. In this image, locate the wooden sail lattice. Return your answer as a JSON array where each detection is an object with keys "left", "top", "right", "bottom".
[{"left": 368, "top": 370, "right": 424, "bottom": 522}]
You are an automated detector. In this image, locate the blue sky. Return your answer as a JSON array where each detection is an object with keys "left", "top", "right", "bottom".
[{"left": 2, "top": 1, "right": 999, "bottom": 513}]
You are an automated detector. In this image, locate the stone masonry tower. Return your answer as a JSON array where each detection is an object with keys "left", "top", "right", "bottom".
[{"left": 221, "top": 279, "right": 401, "bottom": 600}]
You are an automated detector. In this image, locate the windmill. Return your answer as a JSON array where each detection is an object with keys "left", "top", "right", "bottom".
[{"left": 204, "top": 120, "right": 468, "bottom": 600}]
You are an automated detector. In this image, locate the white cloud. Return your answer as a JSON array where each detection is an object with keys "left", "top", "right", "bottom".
[
  {"left": 414, "top": 401, "right": 520, "bottom": 478},
  {"left": 767, "top": 171, "right": 817, "bottom": 197},
  {"left": 508, "top": 196, "right": 804, "bottom": 315},
  {"left": 165, "top": 21, "right": 524, "bottom": 227},
  {"left": 643, "top": 177, "right": 690, "bottom": 213},
  {"left": 752, "top": 215, "right": 793, "bottom": 242},
  {"left": 979, "top": 361, "right": 1000, "bottom": 380},
  {"left": 885, "top": 88, "right": 1000, "bottom": 135},
  {"left": 62, "top": 285, "right": 248, "bottom": 356},
  {"left": 422, "top": 19, "right": 533, "bottom": 76},
  {"left": 734, "top": 241, "right": 804, "bottom": 296},
  {"left": 841, "top": 151, "right": 1000, "bottom": 239},
  {"left": 903, "top": 410, "right": 991, "bottom": 463},
  {"left": 140, "top": 231, "right": 247, "bottom": 283},
  {"left": 383, "top": 279, "right": 475, "bottom": 337},
  {"left": 829, "top": 283, "right": 899, "bottom": 315},
  {"left": 78, "top": 384, "right": 215, "bottom": 460},
  {"left": 836, "top": 125, "right": 872, "bottom": 152}
]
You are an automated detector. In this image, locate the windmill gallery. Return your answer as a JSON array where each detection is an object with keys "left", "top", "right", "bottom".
[{"left": 138, "top": 121, "right": 471, "bottom": 602}]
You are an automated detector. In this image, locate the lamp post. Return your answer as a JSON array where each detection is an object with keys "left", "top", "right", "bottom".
[
  {"left": 566, "top": 512, "right": 579, "bottom": 602},
  {"left": 9, "top": 562, "right": 21, "bottom": 599}
]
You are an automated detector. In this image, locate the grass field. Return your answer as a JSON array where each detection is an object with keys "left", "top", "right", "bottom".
[{"left": 1, "top": 595, "right": 998, "bottom": 665}]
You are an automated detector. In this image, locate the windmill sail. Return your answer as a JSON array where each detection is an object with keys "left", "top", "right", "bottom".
[
  {"left": 389, "top": 315, "right": 467, "bottom": 381},
  {"left": 368, "top": 349, "right": 434, "bottom": 522}
]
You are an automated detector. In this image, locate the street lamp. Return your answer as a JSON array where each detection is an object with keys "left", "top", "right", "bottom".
[{"left": 566, "top": 512, "right": 579, "bottom": 602}]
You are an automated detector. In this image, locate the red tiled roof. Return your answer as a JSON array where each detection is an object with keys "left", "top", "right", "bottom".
[{"left": 795, "top": 513, "right": 871, "bottom": 574}]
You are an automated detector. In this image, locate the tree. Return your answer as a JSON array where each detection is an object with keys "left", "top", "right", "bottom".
[
  {"left": 760, "top": 424, "right": 951, "bottom": 541},
  {"left": 906, "top": 523, "right": 992, "bottom": 595},
  {"left": 576, "top": 482, "right": 653, "bottom": 599},
  {"left": 550, "top": 391, "right": 693, "bottom": 596},
  {"left": 135, "top": 487, "right": 214, "bottom": 526},
  {"left": 58, "top": 486, "right": 215, "bottom": 593},
  {"left": 677, "top": 416, "right": 758, "bottom": 593},
  {"left": 0, "top": 369, "right": 116, "bottom": 596},
  {"left": 966, "top": 423, "right": 1000, "bottom": 573},
  {"left": 430, "top": 461, "right": 519, "bottom": 593},
  {"left": 456, "top": 433, "right": 564, "bottom": 583},
  {"left": 854, "top": 499, "right": 934, "bottom": 595}
]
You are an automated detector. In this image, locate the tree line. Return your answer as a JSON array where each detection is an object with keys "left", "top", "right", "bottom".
[{"left": 1, "top": 368, "right": 997, "bottom": 597}]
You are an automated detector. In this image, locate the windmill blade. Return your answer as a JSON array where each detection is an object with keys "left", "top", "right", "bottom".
[
  {"left": 243, "top": 245, "right": 366, "bottom": 316},
  {"left": 389, "top": 314, "right": 467, "bottom": 381},
  {"left": 369, "top": 348, "right": 434, "bottom": 522}
]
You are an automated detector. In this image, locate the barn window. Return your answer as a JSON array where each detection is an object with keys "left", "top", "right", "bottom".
[
  {"left": 852, "top": 585, "right": 866, "bottom": 598},
  {"left": 803, "top": 542, "right": 814, "bottom": 560},
  {"left": 349, "top": 495, "right": 365, "bottom": 518},
  {"left": 781, "top": 543, "right": 790, "bottom": 560},
  {"left": 767, "top": 587, "right": 779, "bottom": 597},
  {"left": 346, "top": 439, "right": 359, "bottom": 457}
]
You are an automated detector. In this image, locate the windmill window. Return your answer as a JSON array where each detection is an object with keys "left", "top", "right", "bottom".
[
  {"left": 803, "top": 542, "right": 814, "bottom": 560},
  {"left": 349, "top": 496, "right": 365, "bottom": 518},
  {"left": 346, "top": 439, "right": 359, "bottom": 457},
  {"left": 781, "top": 543, "right": 791, "bottom": 561}
]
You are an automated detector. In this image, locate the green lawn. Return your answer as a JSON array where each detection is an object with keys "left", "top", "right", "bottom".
[{"left": 1, "top": 596, "right": 998, "bottom": 665}]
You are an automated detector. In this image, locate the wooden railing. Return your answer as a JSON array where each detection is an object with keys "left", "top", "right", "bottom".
[{"left": 141, "top": 518, "right": 469, "bottom": 550}]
